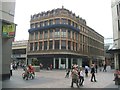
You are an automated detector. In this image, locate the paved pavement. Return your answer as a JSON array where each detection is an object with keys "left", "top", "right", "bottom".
[{"left": 2, "top": 66, "right": 119, "bottom": 89}]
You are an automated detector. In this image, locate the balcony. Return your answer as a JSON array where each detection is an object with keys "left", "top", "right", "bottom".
[{"left": 28, "top": 24, "right": 80, "bottom": 33}]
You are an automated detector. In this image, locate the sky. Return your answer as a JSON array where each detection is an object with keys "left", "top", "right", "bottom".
[{"left": 14, "top": 0, "right": 113, "bottom": 41}]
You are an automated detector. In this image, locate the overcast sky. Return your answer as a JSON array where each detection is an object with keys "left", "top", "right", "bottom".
[{"left": 14, "top": 0, "right": 113, "bottom": 41}]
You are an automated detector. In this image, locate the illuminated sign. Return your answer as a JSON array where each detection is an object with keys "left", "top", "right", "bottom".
[{"left": 2, "top": 23, "right": 16, "bottom": 38}]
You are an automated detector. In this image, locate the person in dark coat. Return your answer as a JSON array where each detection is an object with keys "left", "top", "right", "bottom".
[
  {"left": 103, "top": 63, "right": 107, "bottom": 72},
  {"left": 95, "top": 63, "right": 98, "bottom": 73},
  {"left": 90, "top": 64, "right": 97, "bottom": 82}
]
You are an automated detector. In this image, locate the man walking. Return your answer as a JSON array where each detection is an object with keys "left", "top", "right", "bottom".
[{"left": 90, "top": 64, "right": 97, "bottom": 82}]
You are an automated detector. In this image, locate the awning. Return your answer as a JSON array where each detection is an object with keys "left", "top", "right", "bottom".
[{"left": 106, "top": 49, "right": 120, "bottom": 54}]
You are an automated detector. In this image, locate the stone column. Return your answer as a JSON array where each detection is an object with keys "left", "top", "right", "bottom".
[
  {"left": 66, "top": 58, "right": 68, "bottom": 69},
  {"left": 59, "top": 58, "right": 61, "bottom": 69},
  {"left": 53, "top": 58, "right": 55, "bottom": 69},
  {"left": 71, "top": 58, "right": 73, "bottom": 68}
]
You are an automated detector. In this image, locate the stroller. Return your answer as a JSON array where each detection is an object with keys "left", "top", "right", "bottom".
[
  {"left": 22, "top": 71, "right": 35, "bottom": 80},
  {"left": 22, "top": 66, "right": 35, "bottom": 80}
]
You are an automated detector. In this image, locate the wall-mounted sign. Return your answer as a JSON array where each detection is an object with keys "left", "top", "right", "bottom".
[{"left": 2, "top": 23, "right": 16, "bottom": 38}]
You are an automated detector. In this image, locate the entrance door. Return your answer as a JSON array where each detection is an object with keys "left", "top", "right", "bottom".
[{"left": 55, "top": 59, "right": 59, "bottom": 69}]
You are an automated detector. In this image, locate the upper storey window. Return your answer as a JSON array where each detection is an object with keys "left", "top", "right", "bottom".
[
  {"left": 29, "top": 33, "right": 34, "bottom": 40},
  {"left": 54, "top": 28, "right": 60, "bottom": 38},
  {"left": 61, "top": 18, "right": 67, "bottom": 24},
  {"left": 40, "top": 22, "right": 43, "bottom": 27},
  {"left": 61, "top": 28, "right": 66, "bottom": 37},
  {"left": 44, "top": 21, "right": 48, "bottom": 26},
  {"left": 35, "top": 23, "right": 39, "bottom": 28},
  {"left": 68, "top": 20, "right": 71, "bottom": 25},
  {"left": 30, "top": 24, "right": 35, "bottom": 28},
  {"left": 49, "top": 19, "right": 53, "bottom": 25},
  {"left": 55, "top": 18, "right": 60, "bottom": 24},
  {"left": 49, "top": 29, "right": 53, "bottom": 39},
  {"left": 44, "top": 31, "right": 48, "bottom": 39}
]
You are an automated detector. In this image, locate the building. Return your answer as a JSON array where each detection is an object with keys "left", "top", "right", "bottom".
[
  {"left": 12, "top": 40, "right": 28, "bottom": 65},
  {"left": 108, "top": 0, "right": 120, "bottom": 69},
  {"left": 0, "top": 0, "right": 16, "bottom": 81},
  {"left": 27, "top": 7, "right": 104, "bottom": 69},
  {"left": 104, "top": 38, "right": 114, "bottom": 68}
]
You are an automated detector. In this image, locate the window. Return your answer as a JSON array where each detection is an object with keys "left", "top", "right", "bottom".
[
  {"left": 35, "top": 23, "right": 39, "bottom": 28},
  {"left": 61, "top": 58, "right": 66, "bottom": 64},
  {"left": 68, "top": 41, "right": 71, "bottom": 50},
  {"left": 55, "top": 40, "right": 59, "bottom": 49},
  {"left": 49, "top": 19, "right": 53, "bottom": 25},
  {"left": 40, "top": 31, "right": 43, "bottom": 39},
  {"left": 44, "top": 41, "right": 47, "bottom": 50},
  {"left": 68, "top": 30, "right": 71, "bottom": 39},
  {"left": 44, "top": 21, "right": 48, "bottom": 26},
  {"left": 40, "top": 22, "right": 43, "bottom": 27},
  {"left": 61, "top": 40, "right": 66, "bottom": 49},
  {"left": 61, "top": 29, "right": 66, "bottom": 37},
  {"left": 54, "top": 28, "right": 60, "bottom": 38},
  {"left": 55, "top": 18, "right": 60, "bottom": 24},
  {"left": 44, "top": 31, "right": 48, "bottom": 39},
  {"left": 72, "top": 21, "right": 74, "bottom": 27},
  {"left": 68, "top": 20, "right": 71, "bottom": 25},
  {"left": 30, "top": 24, "right": 34, "bottom": 28},
  {"left": 39, "top": 42, "right": 42, "bottom": 50},
  {"left": 49, "top": 29, "right": 53, "bottom": 39},
  {"left": 29, "top": 33, "right": 34, "bottom": 40},
  {"left": 30, "top": 43, "right": 33, "bottom": 51},
  {"left": 49, "top": 41, "right": 53, "bottom": 49},
  {"left": 76, "top": 43, "right": 78, "bottom": 51},
  {"left": 61, "top": 18, "right": 67, "bottom": 24},
  {"left": 35, "top": 42, "right": 38, "bottom": 51}
]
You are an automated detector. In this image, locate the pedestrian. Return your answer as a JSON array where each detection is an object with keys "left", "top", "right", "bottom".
[
  {"left": 103, "top": 63, "right": 107, "bottom": 72},
  {"left": 99, "top": 63, "right": 102, "bottom": 71},
  {"left": 95, "top": 63, "right": 98, "bottom": 73},
  {"left": 71, "top": 67, "right": 79, "bottom": 88},
  {"left": 78, "top": 66, "right": 84, "bottom": 86},
  {"left": 10, "top": 63, "right": 13, "bottom": 76},
  {"left": 50, "top": 64, "right": 52, "bottom": 70},
  {"left": 85, "top": 65, "right": 89, "bottom": 77},
  {"left": 90, "top": 64, "right": 97, "bottom": 82},
  {"left": 65, "top": 69, "right": 70, "bottom": 78}
]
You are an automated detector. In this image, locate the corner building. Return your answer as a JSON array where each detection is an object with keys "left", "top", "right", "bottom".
[{"left": 28, "top": 7, "right": 104, "bottom": 69}]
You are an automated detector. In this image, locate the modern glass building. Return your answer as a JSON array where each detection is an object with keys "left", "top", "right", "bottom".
[{"left": 27, "top": 7, "right": 104, "bottom": 69}]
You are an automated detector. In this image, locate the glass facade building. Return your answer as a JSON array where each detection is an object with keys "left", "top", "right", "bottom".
[{"left": 27, "top": 7, "right": 104, "bottom": 69}]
